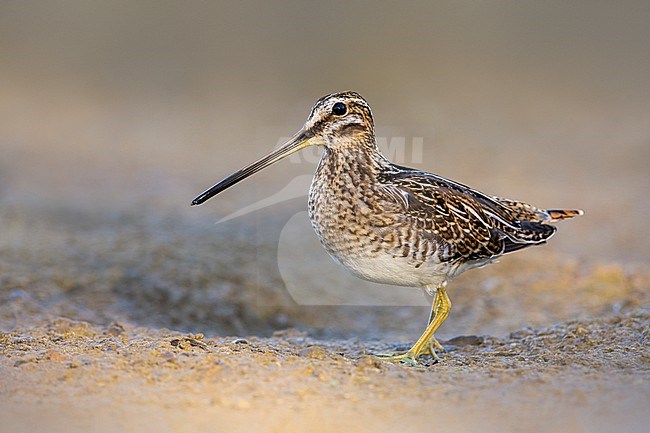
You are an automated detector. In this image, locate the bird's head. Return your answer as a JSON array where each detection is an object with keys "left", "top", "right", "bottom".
[
  {"left": 191, "top": 91, "right": 375, "bottom": 206},
  {"left": 303, "top": 91, "right": 375, "bottom": 149}
]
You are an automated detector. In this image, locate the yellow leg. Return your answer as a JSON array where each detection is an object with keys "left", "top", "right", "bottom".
[
  {"left": 378, "top": 284, "right": 451, "bottom": 365},
  {"left": 424, "top": 291, "right": 446, "bottom": 358}
]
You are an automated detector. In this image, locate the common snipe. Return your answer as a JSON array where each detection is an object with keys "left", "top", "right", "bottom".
[{"left": 192, "top": 91, "right": 583, "bottom": 364}]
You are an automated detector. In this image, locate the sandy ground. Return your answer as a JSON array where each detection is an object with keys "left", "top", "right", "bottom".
[
  {"left": 0, "top": 203, "right": 648, "bottom": 433},
  {"left": 1, "top": 310, "right": 648, "bottom": 433}
]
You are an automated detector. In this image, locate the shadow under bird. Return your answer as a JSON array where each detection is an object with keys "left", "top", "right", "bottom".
[{"left": 192, "top": 91, "right": 583, "bottom": 364}]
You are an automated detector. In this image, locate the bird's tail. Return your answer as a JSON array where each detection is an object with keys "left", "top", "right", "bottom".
[
  {"left": 546, "top": 209, "right": 584, "bottom": 222},
  {"left": 491, "top": 196, "right": 584, "bottom": 223}
]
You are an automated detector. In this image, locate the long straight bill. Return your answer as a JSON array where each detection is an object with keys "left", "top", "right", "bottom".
[{"left": 191, "top": 130, "right": 312, "bottom": 206}]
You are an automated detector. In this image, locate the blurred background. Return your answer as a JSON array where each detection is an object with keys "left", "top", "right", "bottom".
[{"left": 1, "top": 1, "right": 648, "bottom": 340}]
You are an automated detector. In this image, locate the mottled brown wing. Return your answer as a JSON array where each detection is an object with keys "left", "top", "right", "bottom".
[
  {"left": 379, "top": 169, "right": 556, "bottom": 262},
  {"left": 378, "top": 173, "right": 503, "bottom": 262}
]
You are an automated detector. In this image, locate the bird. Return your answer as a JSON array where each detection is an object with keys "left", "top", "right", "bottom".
[{"left": 192, "top": 91, "right": 583, "bottom": 364}]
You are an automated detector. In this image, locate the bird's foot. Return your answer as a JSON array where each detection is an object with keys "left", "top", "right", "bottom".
[
  {"left": 375, "top": 341, "right": 444, "bottom": 366},
  {"left": 423, "top": 336, "right": 445, "bottom": 362},
  {"left": 375, "top": 351, "right": 420, "bottom": 366}
]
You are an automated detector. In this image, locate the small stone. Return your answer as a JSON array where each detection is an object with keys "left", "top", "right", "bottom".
[
  {"left": 445, "top": 335, "right": 484, "bottom": 347},
  {"left": 161, "top": 351, "right": 175, "bottom": 361},
  {"left": 45, "top": 349, "right": 67, "bottom": 362},
  {"left": 13, "top": 359, "right": 32, "bottom": 367},
  {"left": 575, "top": 327, "right": 588, "bottom": 336},
  {"left": 298, "top": 346, "right": 328, "bottom": 360},
  {"left": 357, "top": 355, "right": 382, "bottom": 369},
  {"left": 272, "top": 328, "right": 308, "bottom": 339},
  {"left": 106, "top": 323, "right": 125, "bottom": 336}
]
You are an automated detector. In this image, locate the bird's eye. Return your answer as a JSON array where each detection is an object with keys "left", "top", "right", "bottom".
[{"left": 332, "top": 102, "right": 347, "bottom": 116}]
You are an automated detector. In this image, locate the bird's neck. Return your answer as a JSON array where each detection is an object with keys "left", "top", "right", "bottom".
[{"left": 316, "top": 140, "right": 391, "bottom": 186}]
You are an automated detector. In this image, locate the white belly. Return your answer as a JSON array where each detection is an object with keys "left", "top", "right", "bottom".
[{"left": 327, "top": 249, "right": 453, "bottom": 288}]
